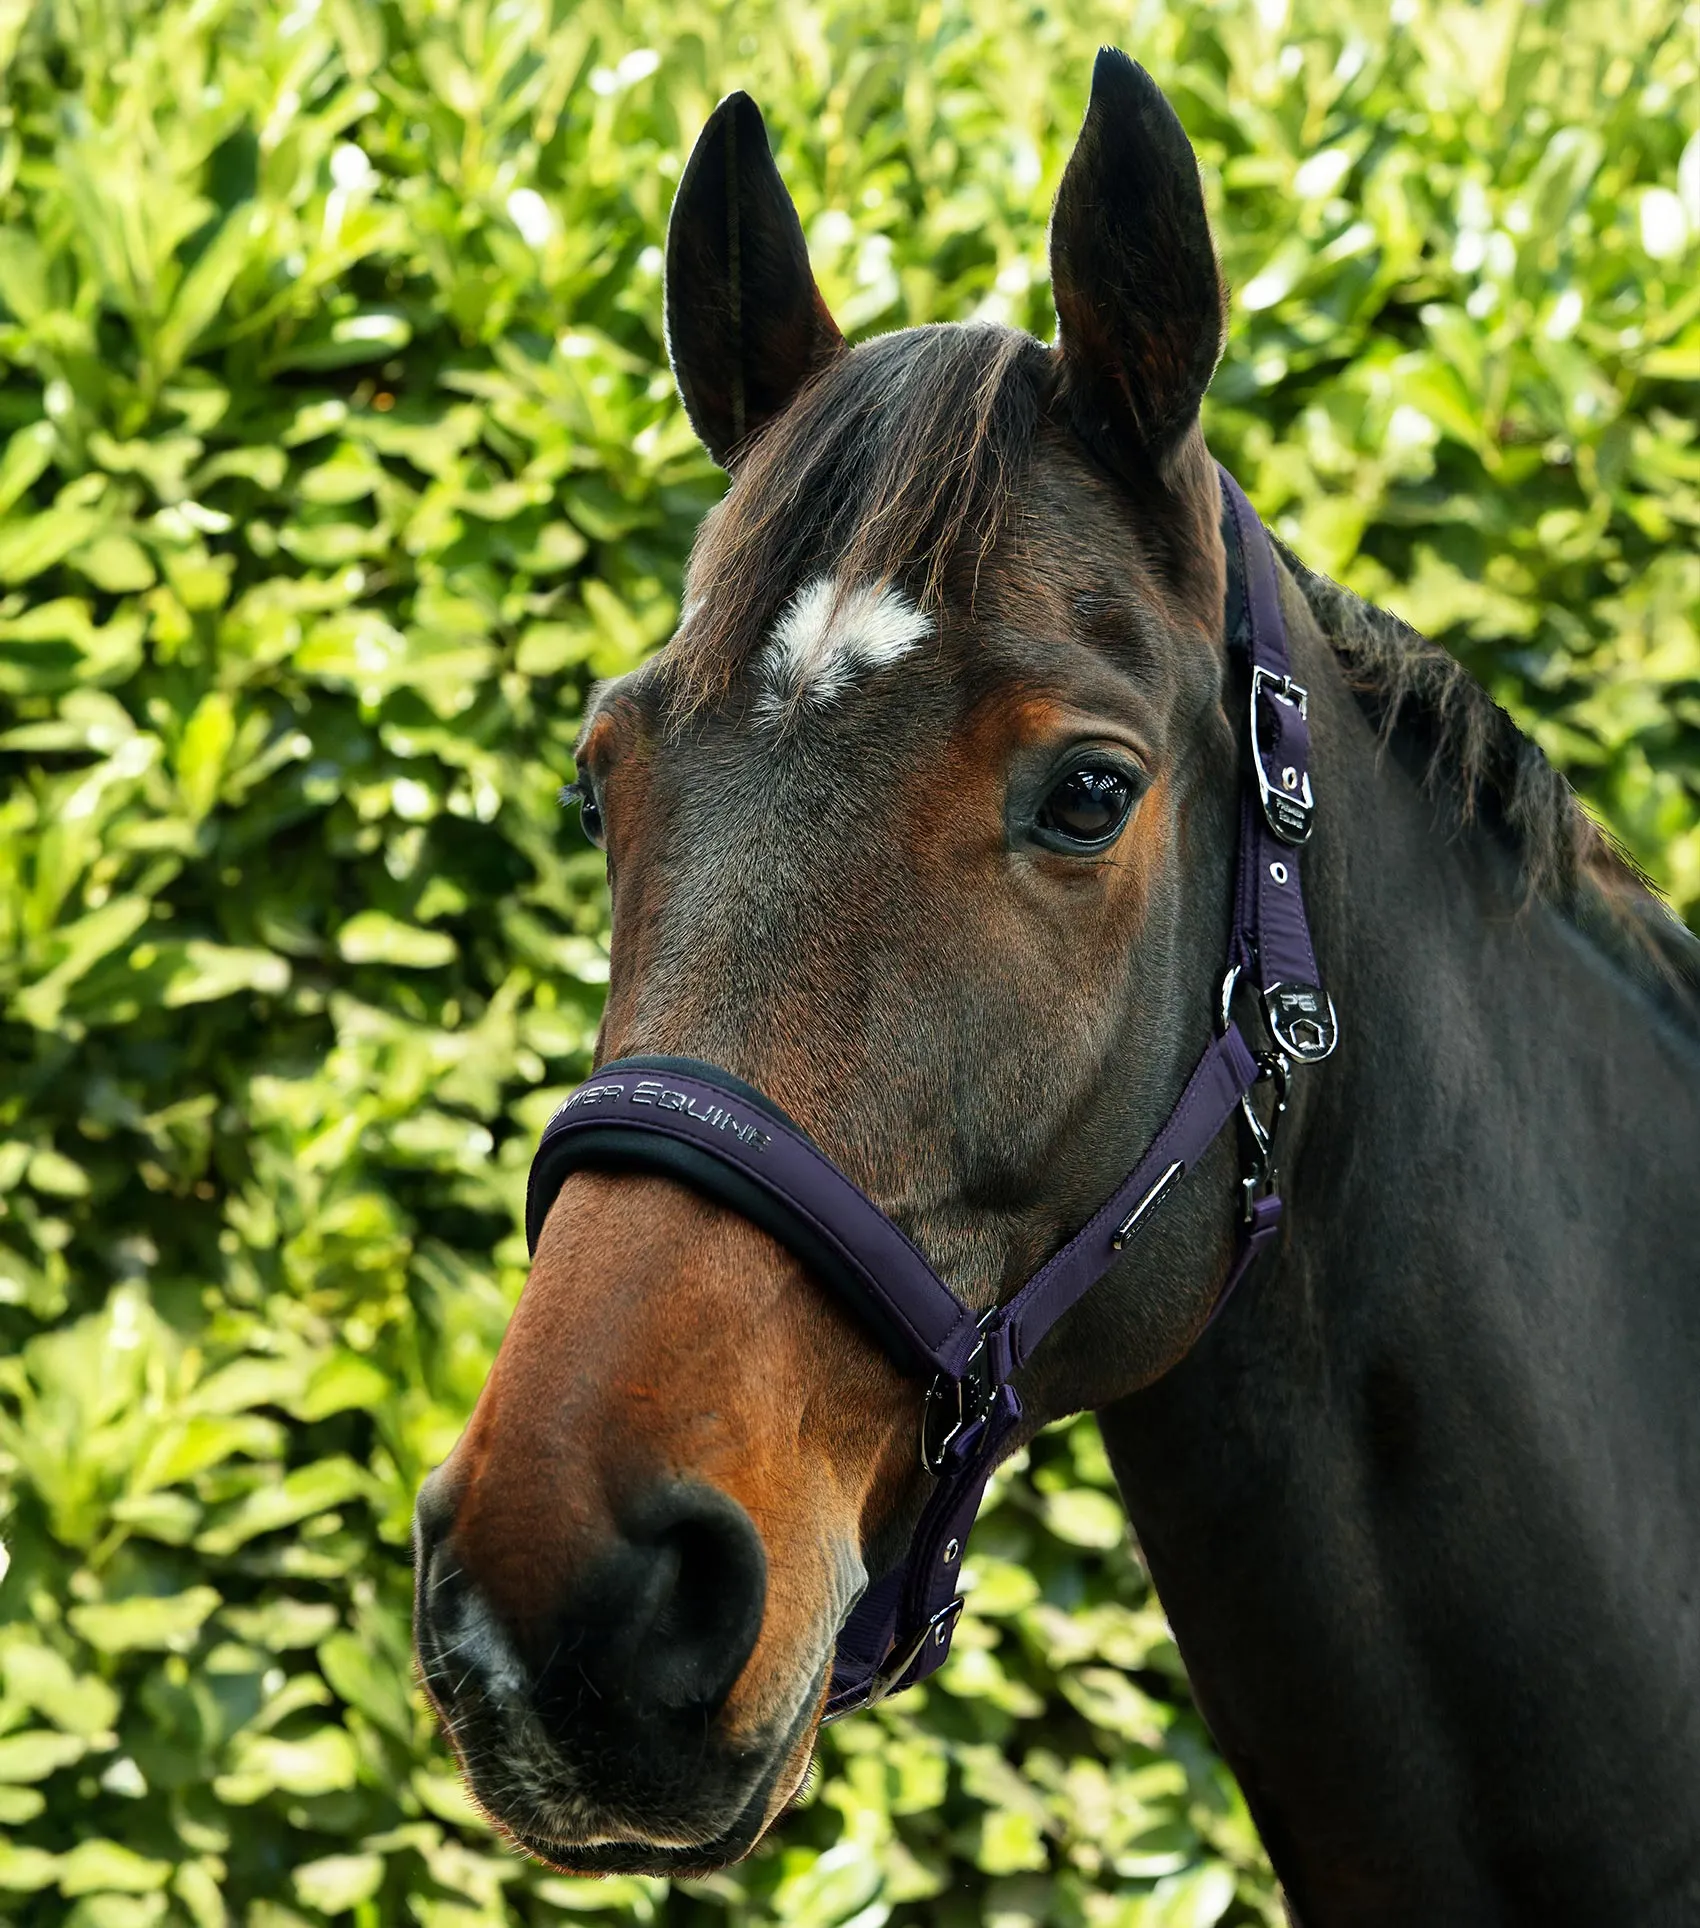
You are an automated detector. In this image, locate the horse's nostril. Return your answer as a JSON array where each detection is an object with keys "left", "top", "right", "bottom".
[
  {"left": 629, "top": 1483, "right": 768, "bottom": 1711},
  {"left": 413, "top": 1465, "right": 457, "bottom": 1567},
  {"left": 537, "top": 1481, "right": 767, "bottom": 1725}
]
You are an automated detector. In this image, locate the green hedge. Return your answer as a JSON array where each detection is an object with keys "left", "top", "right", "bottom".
[{"left": 0, "top": 0, "right": 1694, "bottom": 1924}]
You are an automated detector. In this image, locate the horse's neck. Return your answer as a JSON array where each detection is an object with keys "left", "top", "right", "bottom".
[{"left": 1099, "top": 601, "right": 1700, "bottom": 1926}]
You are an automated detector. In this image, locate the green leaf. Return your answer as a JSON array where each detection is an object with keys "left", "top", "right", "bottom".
[
  {"left": 72, "top": 534, "right": 157, "bottom": 593},
  {"left": 319, "top": 1631, "right": 413, "bottom": 1744},
  {"left": 410, "top": 1767, "right": 485, "bottom": 1828},
  {"left": 1040, "top": 1488, "right": 1126, "bottom": 1550},
  {"left": 533, "top": 1875, "right": 667, "bottom": 1917},
  {"left": 272, "top": 311, "right": 412, "bottom": 371},
  {"left": 67, "top": 1587, "right": 221, "bottom": 1656},
  {"left": 172, "top": 1860, "right": 224, "bottom": 1928},
  {"left": 0, "top": 507, "right": 106, "bottom": 584},
  {"left": 172, "top": 689, "right": 236, "bottom": 819},
  {"left": 62, "top": 1890, "right": 170, "bottom": 1928},
  {"left": 57, "top": 1842, "right": 172, "bottom": 1898},
  {"left": 973, "top": 1805, "right": 1049, "bottom": 1875},
  {"left": 220, "top": 1600, "right": 341, "bottom": 1651},
  {"left": 153, "top": 205, "right": 264, "bottom": 379},
  {"left": 1, "top": 1643, "right": 120, "bottom": 1737},
  {"left": 0, "top": 1842, "right": 60, "bottom": 1891},
  {"left": 0, "top": 421, "right": 57, "bottom": 516},
  {"left": 292, "top": 1351, "right": 391, "bottom": 1422},
  {"left": 516, "top": 619, "right": 594, "bottom": 676},
  {"left": 292, "top": 1851, "right": 384, "bottom": 1914},
  {"left": 195, "top": 1456, "right": 368, "bottom": 1555},
  {"left": 26, "top": 1149, "right": 90, "bottom": 1197},
  {"left": 0, "top": 601, "right": 146, "bottom": 693},
  {"left": 769, "top": 1841, "right": 884, "bottom": 1928},
  {"left": 1141, "top": 1863, "right": 1238, "bottom": 1927},
  {"left": 336, "top": 911, "right": 457, "bottom": 969},
  {"left": 0, "top": 1729, "right": 86, "bottom": 1783},
  {"left": 107, "top": 1490, "right": 201, "bottom": 1544},
  {"left": 0, "top": 229, "right": 50, "bottom": 326},
  {"left": 297, "top": 446, "right": 384, "bottom": 505},
  {"left": 191, "top": 1355, "right": 311, "bottom": 1415},
  {"left": 216, "top": 1725, "right": 359, "bottom": 1802},
  {"left": 159, "top": 941, "right": 290, "bottom": 1008}
]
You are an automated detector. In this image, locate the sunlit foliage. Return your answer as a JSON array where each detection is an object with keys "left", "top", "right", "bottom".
[{"left": 0, "top": 0, "right": 1694, "bottom": 1922}]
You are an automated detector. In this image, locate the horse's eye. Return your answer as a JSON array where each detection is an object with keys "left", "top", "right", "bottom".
[
  {"left": 564, "top": 782, "right": 605, "bottom": 848},
  {"left": 1035, "top": 766, "right": 1137, "bottom": 850}
]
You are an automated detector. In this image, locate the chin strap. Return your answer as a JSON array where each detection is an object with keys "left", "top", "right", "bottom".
[{"left": 523, "top": 465, "right": 1337, "bottom": 1720}]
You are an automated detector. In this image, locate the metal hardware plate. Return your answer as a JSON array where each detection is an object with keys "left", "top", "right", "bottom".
[{"left": 1263, "top": 981, "right": 1338, "bottom": 1063}]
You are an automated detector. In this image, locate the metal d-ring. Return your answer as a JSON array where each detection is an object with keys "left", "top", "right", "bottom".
[{"left": 1218, "top": 961, "right": 1242, "bottom": 1037}]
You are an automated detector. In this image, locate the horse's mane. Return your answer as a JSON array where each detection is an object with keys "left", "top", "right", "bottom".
[
  {"left": 663, "top": 319, "right": 1699, "bottom": 1026},
  {"left": 1281, "top": 546, "right": 1700, "bottom": 1028}
]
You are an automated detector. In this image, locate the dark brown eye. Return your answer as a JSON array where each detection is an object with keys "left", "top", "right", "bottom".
[
  {"left": 1035, "top": 766, "right": 1137, "bottom": 850},
  {"left": 563, "top": 781, "right": 604, "bottom": 847}
]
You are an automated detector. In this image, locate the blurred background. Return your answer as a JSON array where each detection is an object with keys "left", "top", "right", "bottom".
[{"left": 0, "top": 0, "right": 1695, "bottom": 1922}]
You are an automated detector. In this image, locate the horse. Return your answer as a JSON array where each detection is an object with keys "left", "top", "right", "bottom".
[{"left": 411, "top": 50, "right": 1700, "bottom": 1923}]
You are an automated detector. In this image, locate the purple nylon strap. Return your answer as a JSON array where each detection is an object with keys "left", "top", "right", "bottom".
[
  {"left": 523, "top": 467, "right": 1334, "bottom": 1718},
  {"left": 996, "top": 1024, "right": 1259, "bottom": 1375},
  {"left": 1219, "top": 468, "right": 1337, "bottom": 1065}
]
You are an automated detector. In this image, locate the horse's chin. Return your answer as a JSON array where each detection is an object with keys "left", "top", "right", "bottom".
[
  {"left": 499, "top": 1743, "right": 816, "bottom": 1877},
  {"left": 504, "top": 1815, "right": 778, "bottom": 1879},
  {"left": 469, "top": 1670, "right": 826, "bottom": 1879}
]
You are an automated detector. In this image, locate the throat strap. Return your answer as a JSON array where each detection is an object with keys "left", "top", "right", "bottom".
[{"left": 521, "top": 464, "right": 1336, "bottom": 1719}]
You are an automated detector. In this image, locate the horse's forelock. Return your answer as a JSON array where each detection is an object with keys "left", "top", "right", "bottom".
[{"left": 665, "top": 322, "right": 1050, "bottom": 713}]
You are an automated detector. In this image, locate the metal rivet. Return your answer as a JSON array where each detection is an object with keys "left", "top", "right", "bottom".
[
  {"left": 1269, "top": 861, "right": 1289, "bottom": 885},
  {"left": 934, "top": 1622, "right": 949, "bottom": 1644},
  {"left": 943, "top": 1538, "right": 959, "bottom": 1563},
  {"left": 1282, "top": 766, "right": 1299, "bottom": 790}
]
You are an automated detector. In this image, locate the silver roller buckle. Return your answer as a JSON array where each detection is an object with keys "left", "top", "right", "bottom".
[{"left": 1250, "top": 666, "right": 1315, "bottom": 846}]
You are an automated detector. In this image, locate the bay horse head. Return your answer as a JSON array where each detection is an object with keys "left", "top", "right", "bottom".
[{"left": 414, "top": 49, "right": 1269, "bottom": 1872}]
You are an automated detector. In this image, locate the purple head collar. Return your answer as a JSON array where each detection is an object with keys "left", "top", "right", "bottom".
[{"left": 524, "top": 468, "right": 1337, "bottom": 1718}]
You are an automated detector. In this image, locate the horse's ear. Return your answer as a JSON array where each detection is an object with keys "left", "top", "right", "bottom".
[
  {"left": 665, "top": 93, "right": 844, "bottom": 471},
  {"left": 1049, "top": 49, "right": 1225, "bottom": 487}
]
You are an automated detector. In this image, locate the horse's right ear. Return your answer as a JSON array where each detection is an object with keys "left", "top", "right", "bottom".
[{"left": 665, "top": 94, "right": 844, "bottom": 471}]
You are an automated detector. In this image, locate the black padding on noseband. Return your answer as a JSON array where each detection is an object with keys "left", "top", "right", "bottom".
[{"left": 525, "top": 1056, "right": 926, "bottom": 1371}]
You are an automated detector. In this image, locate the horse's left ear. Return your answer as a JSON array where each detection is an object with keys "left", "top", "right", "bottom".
[
  {"left": 1049, "top": 49, "right": 1226, "bottom": 488},
  {"left": 665, "top": 93, "right": 845, "bottom": 471}
]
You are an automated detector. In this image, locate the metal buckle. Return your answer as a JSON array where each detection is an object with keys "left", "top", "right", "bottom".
[
  {"left": 920, "top": 1325, "right": 995, "bottom": 1476},
  {"left": 1263, "top": 981, "right": 1338, "bottom": 1063},
  {"left": 1238, "top": 1050, "right": 1290, "bottom": 1221},
  {"left": 861, "top": 1597, "right": 965, "bottom": 1709},
  {"left": 1250, "top": 666, "right": 1314, "bottom": 846}
]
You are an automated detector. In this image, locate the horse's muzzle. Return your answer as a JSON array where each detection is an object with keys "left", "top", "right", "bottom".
[{"left": 411, "top": 1468, "right": 789, "bottom": 1867}]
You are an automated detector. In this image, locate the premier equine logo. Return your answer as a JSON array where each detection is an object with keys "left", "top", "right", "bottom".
[
  {"left": 553, "top": 1078, "right": 771, "bottom": 1151},
  {"left": 557, "top": 1081, "right": 628, "bottom": 1111}
]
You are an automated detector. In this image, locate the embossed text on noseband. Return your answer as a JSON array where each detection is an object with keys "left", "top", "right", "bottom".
[
  {"left": 631, "top": 1080, "right": 772, "bottom": 1151},
  {"left": 554, "top": 1081, "right": 627, "bottom": 1113}
]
